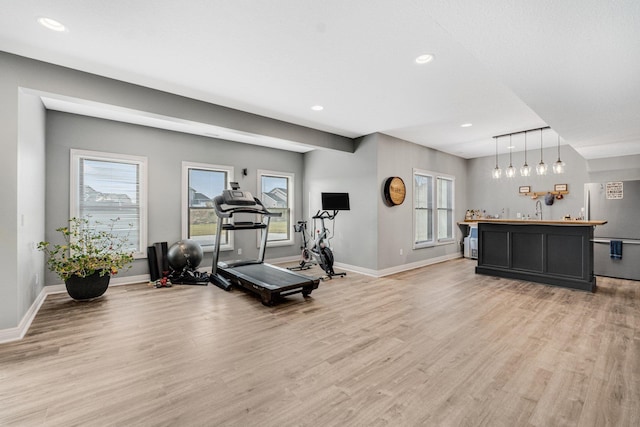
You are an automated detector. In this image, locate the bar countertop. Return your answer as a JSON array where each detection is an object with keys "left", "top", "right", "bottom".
[{"left": 461, "top": 219, "right": 607, "bottom": 226}]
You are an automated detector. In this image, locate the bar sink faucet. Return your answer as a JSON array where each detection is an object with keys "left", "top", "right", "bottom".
[{"left": 535, "top": 200, "right": 543, "bottom": 220}]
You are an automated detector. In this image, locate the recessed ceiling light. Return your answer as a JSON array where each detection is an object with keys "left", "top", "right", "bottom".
[
  {"left": 461, "top": 123, "right": 473, "bottom": 128},
  {"left": 415, "top": 54, "right": 435, "bottom": 64},
  {"left": 38, "top": 17, "right": 67, "bottom": 32},
  {"left": 311, "top": 105, "right": 324, "bottom": 111}
]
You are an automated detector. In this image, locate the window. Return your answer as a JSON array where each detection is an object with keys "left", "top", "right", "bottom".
[
  {"left": 414, "top": 171, "right": 433, "bottom": 246},
  {"left": 182, "top": 162, "right": 234, "bottom": 252},
  {"left": 413, "top": 169, "right": 455, "bottom": 248},
  {"left": 70, "top": 150, "right": 147, "bottom": 257},
  {"left": 258, "top": 170, "right": 294, "bottom": 246},
  {"left": 437, "top": 176, "right": 455, "bottom": 241}
]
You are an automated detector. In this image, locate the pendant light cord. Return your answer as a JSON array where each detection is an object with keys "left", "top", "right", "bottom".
[
  {"left": 509, "top": 135, "right": 513, "bottom": 166},
  {"left": 540, "top": 129, "right": 544, "bottom": 162}
]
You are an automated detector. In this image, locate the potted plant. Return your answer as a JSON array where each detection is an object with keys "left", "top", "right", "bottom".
[{"left": 38, "top": 217, "right": 135, "bottom": 300}]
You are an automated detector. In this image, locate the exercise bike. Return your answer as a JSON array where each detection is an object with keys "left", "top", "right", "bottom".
[
  {"left": 288, "top": 220, "right": 316, "bottom": 271},
  {"left": 289, "top": 211, "right": 345, "bottom": 278},
  {"left": 310, "top": 210, "right": 346, "bottom": 279}
]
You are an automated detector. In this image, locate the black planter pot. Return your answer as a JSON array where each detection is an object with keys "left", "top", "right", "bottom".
[{"left": 64, "top": 271, "right": 111, "bottom": 301}]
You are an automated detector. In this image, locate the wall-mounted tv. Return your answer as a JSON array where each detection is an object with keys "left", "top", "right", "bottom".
[{"left": 321, "top": 192, "right": 350, "bottom": 211}]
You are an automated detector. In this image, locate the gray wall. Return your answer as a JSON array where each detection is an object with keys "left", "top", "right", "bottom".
[
  {"left": 467, "top": 147, "right": 640, "bottom": 222},
  {"left": 303, "top": 134, "right": 379, "bottom": 270},
  {"left": 3, "top": 49, "right": 638, "bottom": 332},
  {"left": 376, "top": 134, "right": 468, "bottom": 270},
  {"left": 0, "top": 51, "right": 350, "bottom": 330},
  {"left": 303, "top": 133, "right": 468, "bottom": 272},
  {"left": 44, "top": 112, "right": 304, "bottom": 285},
  {"left": 587, "top": 154, "right": 640, "bottom": 182},
  {"left": 16, "top": 91, "right": 46, "bottom": 326},
  {"left": 467, "top": 145, "right": 591, "bottom": 221},
  {"left": 0, "top": 63, "right": 20, "bottom": 330}
]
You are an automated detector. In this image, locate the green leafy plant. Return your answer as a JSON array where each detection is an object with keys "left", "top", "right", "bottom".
[{"left": 38, "top": 217, "right": 135, "bottom": 281}]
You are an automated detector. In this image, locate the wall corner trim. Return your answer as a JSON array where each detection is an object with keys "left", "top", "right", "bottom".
[{"left": 0, "top": 286, "right": 49, "bottom": 344}]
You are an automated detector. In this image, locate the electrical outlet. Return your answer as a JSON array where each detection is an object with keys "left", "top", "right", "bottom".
[
  {"left": 400, "top": 248, "right": 403, "bottom": 255},
  {"left": 238, "top": 248, "right": 242, "bottom": 255}
]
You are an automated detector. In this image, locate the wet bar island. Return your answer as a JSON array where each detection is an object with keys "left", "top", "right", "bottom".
[{"left": 472, "top": 219, "right": 607, "bottom": 292}]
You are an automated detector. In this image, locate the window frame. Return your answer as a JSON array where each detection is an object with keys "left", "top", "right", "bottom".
[
  {"left": 413, "top": 169, "right": 434, "bottom": 248},
  {"left": 181, "top": 161, "right": 234, "bottom": 252},
  {"left": 257, "top": 169, "right": 295, "bottom": 247},
  {"left": 70, "top": 149, "right": 148, "bottom": 259},
  {"left": 436, "top": 174, "right": 456, "bottom": 243},
  {"left": 413, "top": 168, "right": 456, "bottom": 249}
]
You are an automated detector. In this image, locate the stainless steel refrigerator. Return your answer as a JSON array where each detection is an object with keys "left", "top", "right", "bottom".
[{"left": 584, "top": 180, "right": 640, "bottom": 280}]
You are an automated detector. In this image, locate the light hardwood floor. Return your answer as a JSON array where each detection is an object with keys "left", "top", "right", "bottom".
[{"left": 1, "top": 258, "right": 639, "bottom": 426}]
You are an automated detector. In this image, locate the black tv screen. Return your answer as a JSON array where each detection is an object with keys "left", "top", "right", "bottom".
[{"left": 321, "top": 192, "right": 350, "bottom": 211}]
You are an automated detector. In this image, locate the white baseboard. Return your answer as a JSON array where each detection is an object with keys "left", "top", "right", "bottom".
[
  {"left": 45, "top": 273, "right": 152, "bottom": 293},
  {"left": 0, "top": 287, "right": 49, "bottom": 344},
  {"left": 335, "top": 252, "right": 462, "bottom": 278},
  {"left": 266, "top": 255, "right": 300, "bottom": 265},
  {"left": 0, "top": 274, "right": 151, "bottom": 344},
  {"left": 267, "top": 254, "right": 462, "bottom": 277},
  {"left": 109, "top": 274, "right": 151, "bottom": 286}
]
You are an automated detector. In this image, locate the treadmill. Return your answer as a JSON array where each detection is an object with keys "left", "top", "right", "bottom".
[{"left": 209, "top": 183, "right": 320, "bottom": 305}]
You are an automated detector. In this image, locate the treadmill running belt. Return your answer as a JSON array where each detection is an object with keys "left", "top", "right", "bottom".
[{"left": 228, "top": 263, "right": 314, "bottom": 290}]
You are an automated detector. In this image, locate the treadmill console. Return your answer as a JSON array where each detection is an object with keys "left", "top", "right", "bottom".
[{"left": 222, "top": 189, "right": 256, "bottom": 206}]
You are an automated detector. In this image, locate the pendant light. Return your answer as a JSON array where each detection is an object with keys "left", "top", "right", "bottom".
[
  {"left": 553, "top": 134, "right": 565, "bottom": 174},
  {"left": 520, "top": 131, "right": 531, "bottom": 176},
  {"left": 536, "top": 128, "right": 547, "bottom": 175},
  {"left": 492, "top": 136, "right": 502, "bottom": 179},
  {"left": 505, "top": 134, "right": 516, "bottom": 178}
]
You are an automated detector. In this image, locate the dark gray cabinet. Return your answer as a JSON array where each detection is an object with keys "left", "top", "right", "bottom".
[{"left": 475, "top": 222, "right": 596, "bottom": 292}]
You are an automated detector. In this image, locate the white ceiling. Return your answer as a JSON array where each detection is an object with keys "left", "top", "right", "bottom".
[{"left": 2, "top": 0, "right": 639, "bottom": 159}]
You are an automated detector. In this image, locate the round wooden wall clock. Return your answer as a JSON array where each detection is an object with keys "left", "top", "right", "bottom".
[{"left": 383, "top": 176, "right": 406, "bottom": 206}]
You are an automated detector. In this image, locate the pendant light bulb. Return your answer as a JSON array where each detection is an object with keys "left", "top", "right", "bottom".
[
  {"left": 536, "top": 161, "right": 548, "bottom": 175},
  {"left": 492, "top": 137, "right": 502, "bottom": 179},
  {"left": 536, "top": 128, "right": 547, "bottom": 175},
  {"left": 506, "top": 135, "right": 516, "bottom": 178},
  {"left": 520, "top": 131, "right": 531, "bottom": 176},
  {"left": 553, "top": 134, "right": 565, "bottom": 174}
]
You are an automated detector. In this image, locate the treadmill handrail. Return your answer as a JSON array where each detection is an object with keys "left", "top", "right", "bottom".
[
  {"left": 222, "top": 222, "right": 267, "bottom": 230},
  {"left": 213, "top": 194, "right": 282, "bottom": 218},
  {"left": 211, "top": 189, "right": 279, "bottom": 278}
]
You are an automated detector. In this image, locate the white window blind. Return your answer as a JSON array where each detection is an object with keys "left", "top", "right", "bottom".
[{"left": 71, "top": 150, "right": 147, "bottom": 257}]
